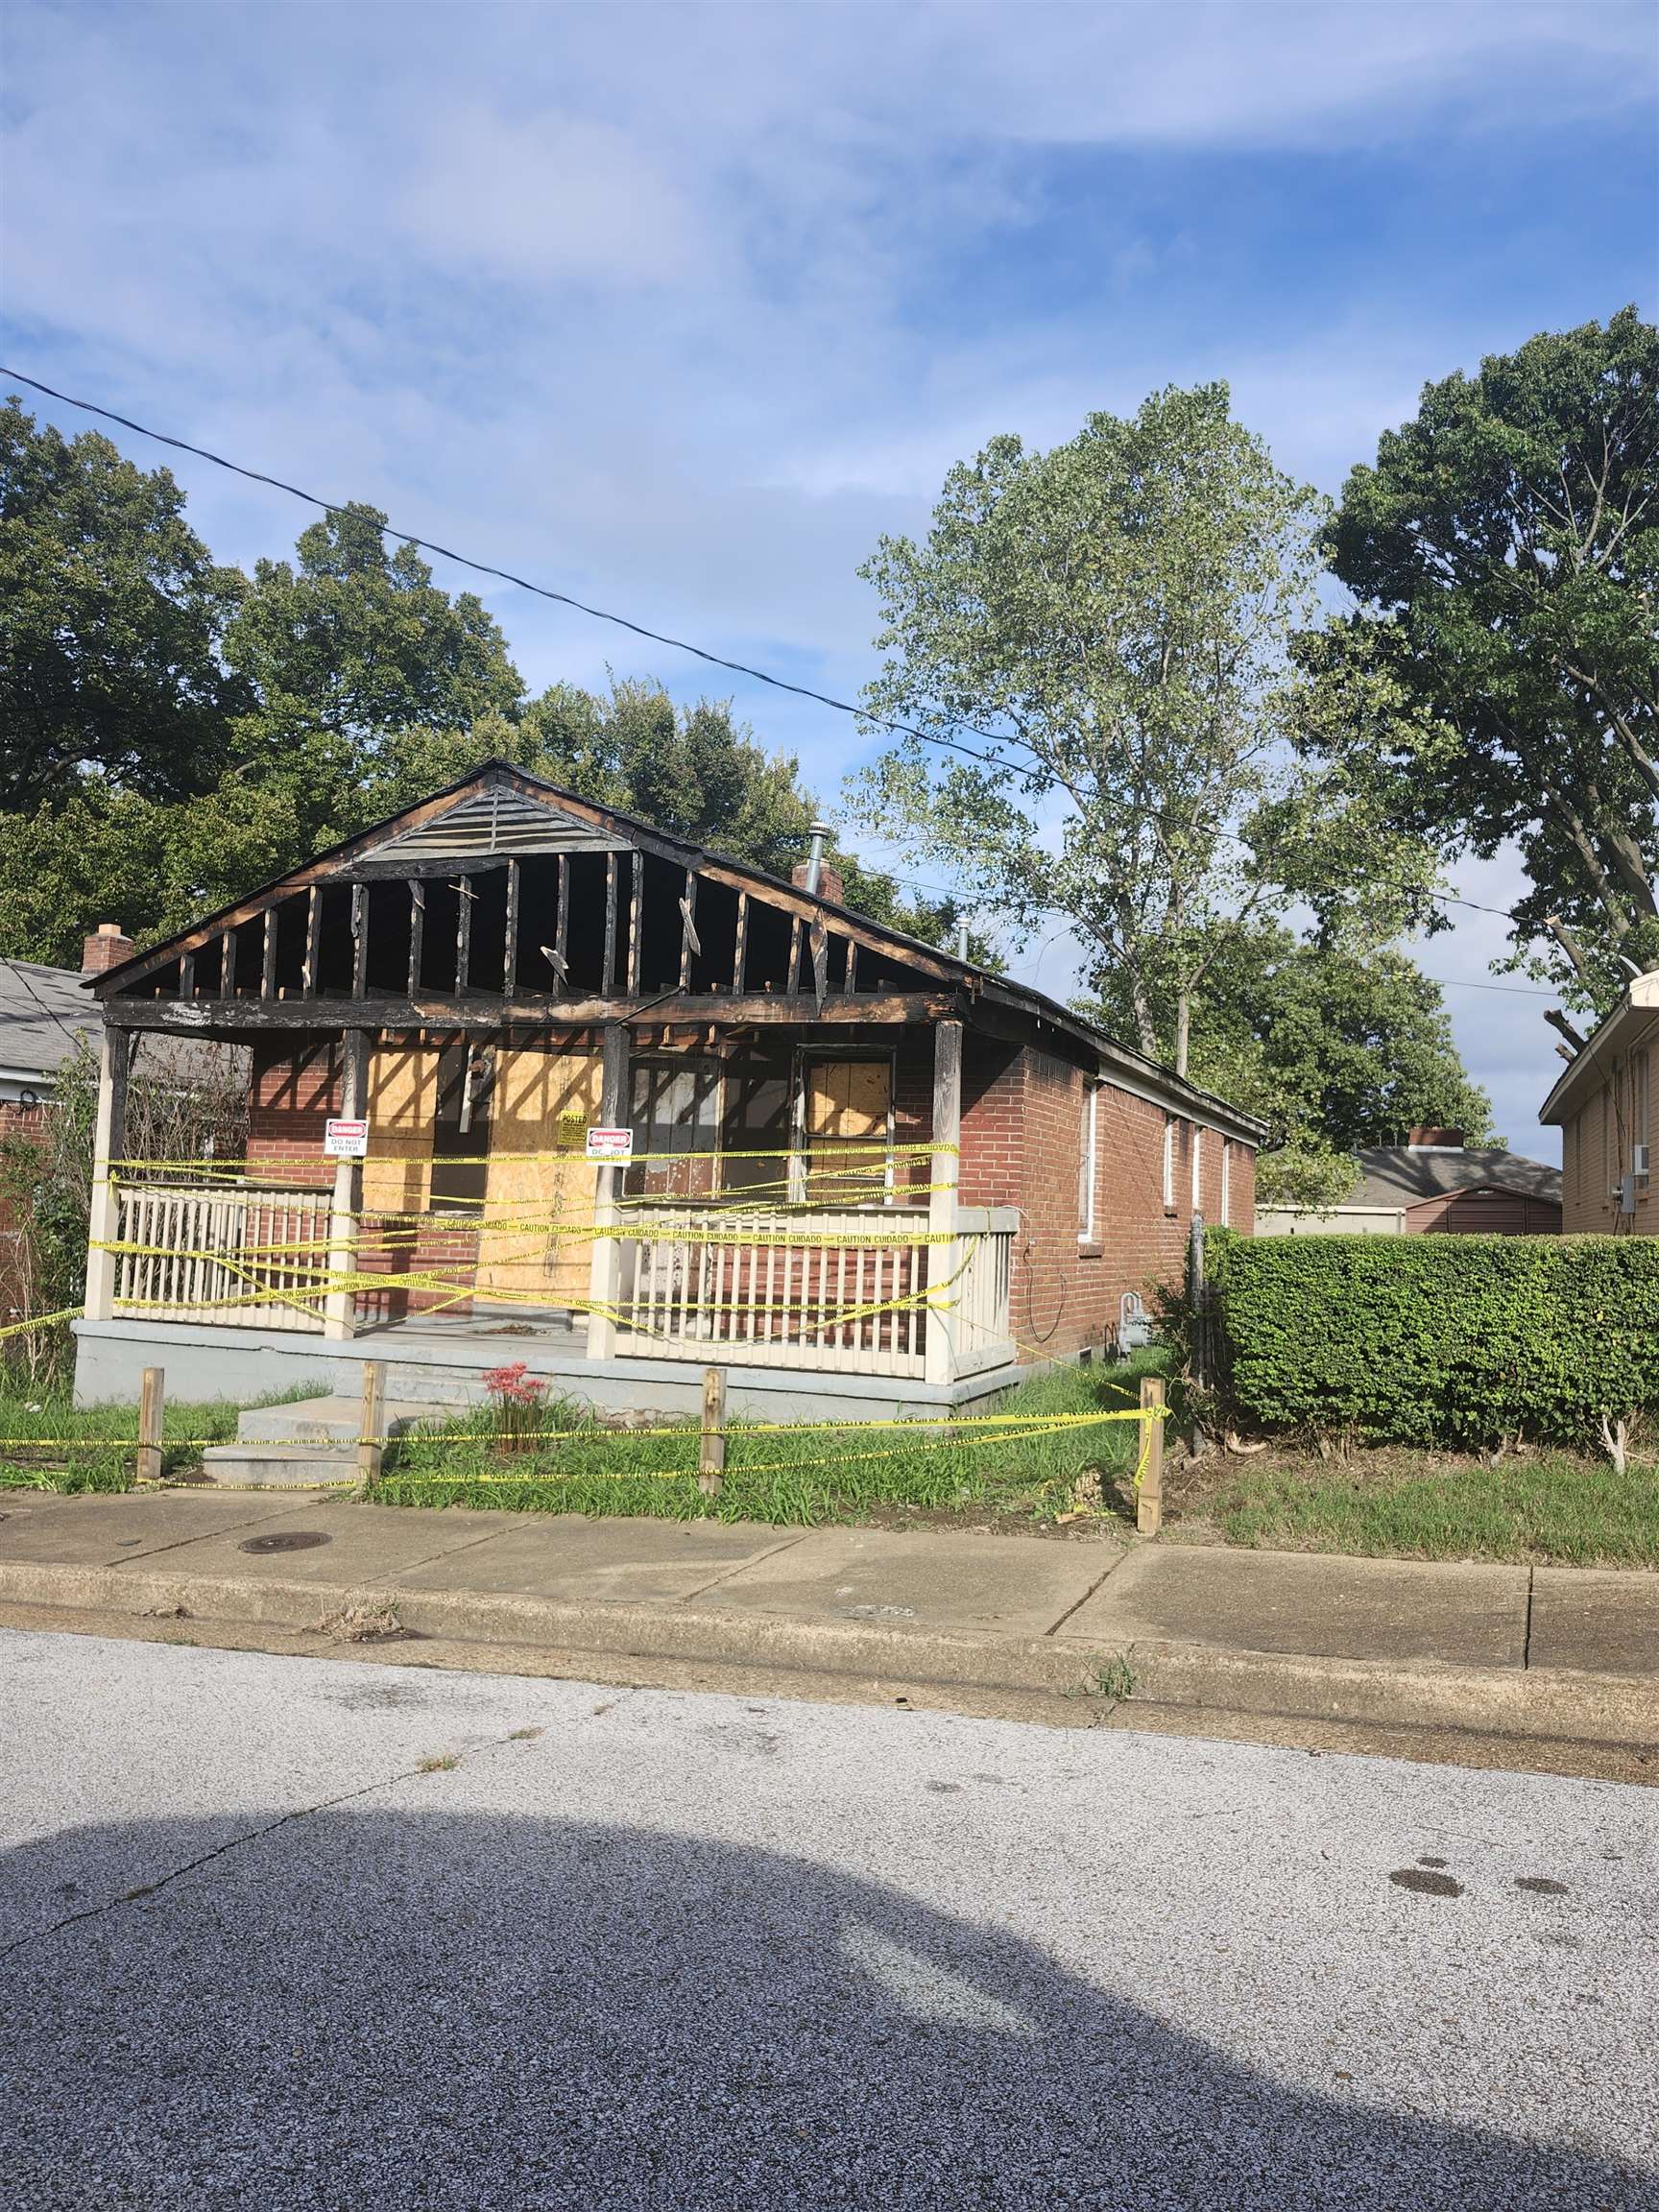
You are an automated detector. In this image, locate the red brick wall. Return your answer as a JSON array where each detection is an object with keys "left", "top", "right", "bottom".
[{"left": 958, "top": 1043, "right": 1259, "bottom": 1362}]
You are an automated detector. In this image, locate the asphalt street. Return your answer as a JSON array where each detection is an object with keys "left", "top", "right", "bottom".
[{"left": 1, "top": 1629, "right": 1654, "bottom": 2211}]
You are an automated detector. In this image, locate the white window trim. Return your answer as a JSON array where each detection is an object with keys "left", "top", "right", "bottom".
[
  {"left": 1190, "top": 1124, "right": 1203, "bottom": 1212},
  {"left": 1220, "top": 1138, "right": 1231, "bottom": 1227},
  {"left": 1162, "top": 1117, "right": 1175, "bottom": 1210},
  {"left": 1078, "top": 1081, "right": 1099, "bottom": 1242}
]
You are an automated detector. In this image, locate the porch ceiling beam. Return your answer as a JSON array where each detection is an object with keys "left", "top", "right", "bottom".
[{"left": 103, "top": 989, "right": 964, "bottom": 1034}]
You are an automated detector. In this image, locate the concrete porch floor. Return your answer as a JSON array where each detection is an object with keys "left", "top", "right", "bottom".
[{"left": 72, "top": 1313, "right": 1031, "bottom": 1422}]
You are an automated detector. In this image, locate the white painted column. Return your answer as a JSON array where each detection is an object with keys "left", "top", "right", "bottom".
[
  {"left": 924, "top": 1018, "right": 963, "bottom": 1389},
  {"left": 84, "top": 1025, "right": 132, "bottom": 1323},
  {"left": 323, "top": 1030, "right": 369, "bottom": 1342},
  {"left": 586, "top": 1023, "right": 631, "bottom": 1360}
]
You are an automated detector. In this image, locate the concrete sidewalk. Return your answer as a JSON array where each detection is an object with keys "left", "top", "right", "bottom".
[{"left": 1, "top": 1487, "right": 1655, "bottom": 1756}]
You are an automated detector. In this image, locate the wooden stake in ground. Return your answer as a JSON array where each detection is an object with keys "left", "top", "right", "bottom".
[
  {"left": 359, "top": 1360, "right": 387, "bottom": 1491},
  {"left": 699, "top": 1366, "right": 727, "bottom": 1498},
  {"left": 1137, "top": 1376, "right": 1166, "bottom": 1538},
  {"left": 136, "top": 1366, "right": 164, "bottom": 1485}
]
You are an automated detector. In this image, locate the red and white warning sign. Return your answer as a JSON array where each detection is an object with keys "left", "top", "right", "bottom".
[
  {"left": 324, "top": 1118, "right": 370, "bottom": 1160},
  {"left": 585, "top": 1125, "right": 635, "bottom": 1163}
]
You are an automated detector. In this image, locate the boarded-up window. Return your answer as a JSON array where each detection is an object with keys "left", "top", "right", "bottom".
[{"left": 805, "top": 1058, "right": 892, "bottom": 1202}]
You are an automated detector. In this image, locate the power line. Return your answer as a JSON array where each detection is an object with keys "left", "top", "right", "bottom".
[
  {"left": 0, "top": 365, "right": 1578, "bottom": 955},
  {"left": 0, "top": 365, "right": 1022, "bottom": 786}
]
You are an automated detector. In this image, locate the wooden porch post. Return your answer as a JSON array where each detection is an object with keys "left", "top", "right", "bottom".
[
  {"left": 323, "top": 1029, "right": 370, "bottom": 1342},
  {"left": 924, "top": 1019, "right": 962, "bottom": 1389},
  {"left": 84, "top": 1024, "right": 132, "bottom": 1323},
  {"left": 585, "top": 1022, "right": 631, "bottom": 1360}
]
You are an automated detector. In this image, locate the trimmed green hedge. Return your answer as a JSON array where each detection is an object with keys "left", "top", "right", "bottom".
[{"left": 1206, "top": 1231, "right": 1659, "bottom": 1448}]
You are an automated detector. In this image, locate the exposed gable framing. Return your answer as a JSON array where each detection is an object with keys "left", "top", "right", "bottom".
[{"left": 95, "top": 762, "right": 954, "bottom": 1006}]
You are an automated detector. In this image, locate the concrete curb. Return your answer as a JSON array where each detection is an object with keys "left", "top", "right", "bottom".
[{"left": 2, "top": 1557, "right": 1656, "bottom": 1748}]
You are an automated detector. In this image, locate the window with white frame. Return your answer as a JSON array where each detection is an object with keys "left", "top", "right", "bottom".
[
  {"left": 1220, "top": 1138, "right": 1231, "bottom": 1227},
  {"left": 1077, "top": 1081, "right": 1099, "bottom": 1240},
  {"left": 1162, "top": 1117, "right": 1175, "bottom": 1210},
  {"left": 1190, "top": 1125, "right": 1203, "bottom": 1213}
]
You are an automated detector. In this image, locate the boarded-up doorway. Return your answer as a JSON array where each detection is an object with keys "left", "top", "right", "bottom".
[{"left": 476, "top": 1045, "right": 604, "bottom": 1311}]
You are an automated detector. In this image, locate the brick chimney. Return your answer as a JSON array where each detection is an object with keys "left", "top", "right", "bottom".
[
  {"left": 1407, "top": 1126, "right": 1464, "bottom": 1150},
  {"left": 81, "top": 922, "right": 135, "bottom": 975}
]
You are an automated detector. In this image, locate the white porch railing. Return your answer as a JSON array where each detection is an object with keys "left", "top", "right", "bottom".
[
  {"left": 111, "top": 1181, "right": 330, "bottom": 1334},
  {"left": 102, "top": 1183, "right": 1021, "bottom": 1382},
  {"left": 614, "top": 1205, "right": 1018, "bottom": 1380}
]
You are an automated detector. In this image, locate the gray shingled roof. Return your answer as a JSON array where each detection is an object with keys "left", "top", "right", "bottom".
[
  {"left": 0, "top": 958, "right": 99, "bottom": 1085},
  {"left": 1347, "top": 1145, "right": 1562, "bottom": 1207}
]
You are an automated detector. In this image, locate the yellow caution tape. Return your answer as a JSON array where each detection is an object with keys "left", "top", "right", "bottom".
[{"left": 0, "top": 1305, "right": 84, "bottom": 1343}]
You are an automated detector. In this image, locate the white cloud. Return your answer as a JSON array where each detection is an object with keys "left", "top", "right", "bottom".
[{"left": 401, "top": 108, "right": 710, "bottom": 287}]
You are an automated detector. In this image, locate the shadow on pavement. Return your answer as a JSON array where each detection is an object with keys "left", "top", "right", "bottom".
[{"left": 0, "top": 1809, "right": 1647, "bottom": 2210}]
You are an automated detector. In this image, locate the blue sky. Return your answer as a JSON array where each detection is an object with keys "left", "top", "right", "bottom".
[{"left": 4, "top": 0, "right": 1657, "bottom": 1156}]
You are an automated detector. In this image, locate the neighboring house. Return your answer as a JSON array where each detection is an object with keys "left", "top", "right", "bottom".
[
  {"left": 1539, "top": 969, "right": 1657, "bottom": 1234},
  {"left": 1257, "top": 1127, "right": 1563, "bottom": 1237},
  {"left": 0, "top": 929, "right": 130, "bottom": 1135},
  {"left": 71, "top": 761, "right": 1264, "bottom": 1412}
]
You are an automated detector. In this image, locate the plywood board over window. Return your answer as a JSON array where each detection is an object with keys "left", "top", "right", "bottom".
[
  {"left": 803, "top": 1057, "right": 893, "bottom": 1203},
  {"left": 477, "top": 1046, "right": 603, "bottom": 1310},
  {"left": 362, "top": 1041, "right": 441, "bottom": 1216}
]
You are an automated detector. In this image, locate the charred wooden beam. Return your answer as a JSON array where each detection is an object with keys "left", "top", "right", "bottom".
[
  {"left": 261, "top": 908, "right": 278, "bottom": 1000},
  {"left": 220, "top": 928, "right": 237, "bottom": 1000},
  {"left": 604, "top": 854, "right": 618, "bottom": 995},
  {"left": 303, "top": 886, "right": 321, "bottom": 997},
  {"left": 503, "top": 858, "right": 519, "bottom": 996},
  {"left": 350, "top": 884, "right": 369, "bottom": 998},
  {"left": 455, "top": 877, "right": 472, "bottom": 996},
  {"left": 679, "top": 869, "right": 698, "bottom": 991},
  {"left": 555, "top": 854, "right": 570, "bottom": 995},
  {"left": 626, "top": 852, "right": 641, "bottom": 995},
  {"left": 733, "top": 890, "right": 749, "bottom": 994},
  {"left": 845, "top": 940, "right": 858, "bottom": 994},
  {"left": 107, "top": 989, "right": 960, "bottom": 1035},
  {"left": 178, "top": 952, "right": 195, "bottom": 1001},
  {"left": 786, "top": 917, "right": 802, "bottom": 996},
  {"left": 408, "top": 882, "right": 424, "bottom": 997}
]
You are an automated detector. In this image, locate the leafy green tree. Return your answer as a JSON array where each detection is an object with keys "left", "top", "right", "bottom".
[
  {"left": 1178, "top": 927, "right": 1495, "bottom": 1202},
  {"left": 1315, "top": 308, "right": 1659, "bottom": 1011},
  {"left": 0, "top": 397, "right": 246, "bottom": 807},
  {"left": 851, "top": 383, "right": 1430, "bottom": 1073}
]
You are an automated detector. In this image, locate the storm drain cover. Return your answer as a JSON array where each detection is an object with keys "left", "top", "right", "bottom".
[{"left": 239, "top": 1529, "right": 333, "bottom": 1555}]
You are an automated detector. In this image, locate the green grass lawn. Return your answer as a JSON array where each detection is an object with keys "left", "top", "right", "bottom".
[
  {"left": 375, "top": 1356, "right": 1169, "bottom": 1527},
  {"left": 0, "top": 1380, "right": 328, "bottom": 1492},
  {"left": 1168, "top": 1448, "right": 1659, "bottom": 1569}
]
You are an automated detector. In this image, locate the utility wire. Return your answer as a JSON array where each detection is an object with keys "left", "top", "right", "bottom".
[
  {"left": 0, "top": 365, "right": 1582, "bottom": 960},
  {"left": 0, "top": 366, "right": 1021, "bottom": 784}
]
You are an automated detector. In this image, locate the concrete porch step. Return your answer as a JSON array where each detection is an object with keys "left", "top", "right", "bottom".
[
  {"left": 235, "top": 1396, "right": 463, "bottom": 1445},
  {"left": 197, "top": 1442, "right": 360, "bottom": 1489}
]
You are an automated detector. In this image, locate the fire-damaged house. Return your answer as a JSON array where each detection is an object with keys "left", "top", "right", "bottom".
[{"left": 71, "top": 763, "right": 1264, "bottom": 1415}]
